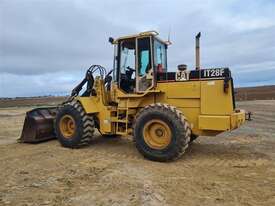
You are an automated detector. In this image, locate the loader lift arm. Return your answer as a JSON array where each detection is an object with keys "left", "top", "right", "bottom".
[
  {"left": 19, "top": 65, "right": 109, "bottom": 143},
  {"left": 71, "top": 65, "right": 109, "bottom": 97}
]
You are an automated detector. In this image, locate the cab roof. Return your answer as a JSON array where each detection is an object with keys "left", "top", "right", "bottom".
[{"left": 113, "top": 31, "right": 171, "bottom": 46}]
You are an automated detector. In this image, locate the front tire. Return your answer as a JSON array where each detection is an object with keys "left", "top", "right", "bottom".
[
  {"left": 55, "top": 101, "right": 95, "bottom": 148},
  {"left": 133, "top": 103, "right": 191, "bottom": 162}
]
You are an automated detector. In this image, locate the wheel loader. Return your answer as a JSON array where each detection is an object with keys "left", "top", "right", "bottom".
[{"left": 19, "top": 31, "right": 247, "bottom": 162}]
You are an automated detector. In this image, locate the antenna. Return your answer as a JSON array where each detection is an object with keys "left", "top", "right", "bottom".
[
  {"left": 166, "top": 26, "right": 172, "bottom": 45},
  {"left": 168, "top": 26, "right": 171, "bottom": 42}
]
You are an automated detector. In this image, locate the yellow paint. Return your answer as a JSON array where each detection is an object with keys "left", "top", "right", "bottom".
[
  {"left": 59, "top": 115, "right": 76, "bottom": 138},
  {"left": 231, "top": 109, "right": 246, "bottom": 129},
  {"left": 143, "top": 119, "right": 172, "bottom": 149},
  {"left": 199, "top": 115, "right": 231, "bottom": 131},
  {"left": 112, "top": 30, "right": 169, "bottom": 46},
  {"left": 159, "top": 81, "right": 201, "bottom": 99},
  {"left": 78, "top": 96, "right": 112, "bottom": 134},
  {"left": 201, "top": 80, "right": 233, "bottom": 115},
  {"left": 77, "top": 97, "right": 100, "bottom": 113},
  {"left": 76, "top": 74, "right": 245, "bottom": 137},
  {"left": 76, "top": 78, "right": 113, "bottom": 134},
  {"left": 155, "top": 79, "right": 245, "bottom": 136}
]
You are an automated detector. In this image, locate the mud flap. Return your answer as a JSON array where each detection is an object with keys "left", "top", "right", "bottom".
[{"left": 19, "top": 107, "right": 57, "bottom": 143}]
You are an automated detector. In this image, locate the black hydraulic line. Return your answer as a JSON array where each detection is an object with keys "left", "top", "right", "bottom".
[{"left": 70, "top": 65, "right": 107, "bottom": 97}]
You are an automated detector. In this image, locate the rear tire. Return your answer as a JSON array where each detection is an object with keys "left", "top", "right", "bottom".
[
  {"left": 55, "top": 101, "right": 95, "bottom": 148},
  {"left": 133, "top": 103, "right": 191, "bottom": 162},
  {"left": 190, "top": 134, "right": 198, "bottom": 143}
]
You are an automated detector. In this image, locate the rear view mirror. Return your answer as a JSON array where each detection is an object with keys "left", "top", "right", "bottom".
[{"left": 109, "top": 37, "right": 114, "bottom": 44}]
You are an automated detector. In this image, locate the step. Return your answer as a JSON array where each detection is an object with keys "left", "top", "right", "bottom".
[
  {"left": 110, "top": 117, "right": 128, "bottom": 123},
  {"left": 116, "top": 131, "right": 128, "bottom": 136}
]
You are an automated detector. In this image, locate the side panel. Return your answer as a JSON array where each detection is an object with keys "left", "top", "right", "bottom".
[
  {"left": 201, "top": 80, "right": 233, "bottom": 115},
  {"left": 156, "top": 81, "right": 201, "bottom": 99},
  {"left": 199, "top": 115, "right": 230, "bottom": 131},
  {"left": 156, "top": 79, "right": 236, "bottom": 136},
  {"left": 156, "top": 81, "right": 201, "bottom": 135}
]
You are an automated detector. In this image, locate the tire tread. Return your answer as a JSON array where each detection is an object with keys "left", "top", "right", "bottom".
[{"left": 133, "top": 103, "right": 191, "bottom": 161}]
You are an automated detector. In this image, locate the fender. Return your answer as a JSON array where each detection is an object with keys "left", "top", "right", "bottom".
[{"left": 75, "top": 96, "right": 100, "bottom": 114}]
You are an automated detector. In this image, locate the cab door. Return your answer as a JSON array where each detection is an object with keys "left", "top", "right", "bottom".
[
  {"left": 116, "top": 38, "right": 136, "bottom": 93},
  {"left": 136, "top": 36, "right": 154, "bottom": 92}
]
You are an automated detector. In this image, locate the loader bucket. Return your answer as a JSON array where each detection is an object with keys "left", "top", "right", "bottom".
[{"left": 19, "top": 107, "right": 58, "bottom": 143}]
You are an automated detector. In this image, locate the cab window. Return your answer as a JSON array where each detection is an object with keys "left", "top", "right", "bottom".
[
  {"left": 137, "top": 37, "right": 153, "bottom": 92},
  {"left": 120, "top": 40, "right": 135, "bottom": 75},
  {"left": 154, "top": 40, "right": 167, "bottom": 72},
  {"left": 138, "top": 37, "right": 151, "bottom": 76},
  {"left": 117, "top": 39, "right": 136, "bottom": 93}
]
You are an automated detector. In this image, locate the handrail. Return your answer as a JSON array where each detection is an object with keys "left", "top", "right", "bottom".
[{"left": 139, "top": 30, "right": 159, "bottom": 36}]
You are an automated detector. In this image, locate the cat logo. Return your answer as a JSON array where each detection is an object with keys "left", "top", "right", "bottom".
[{"left": 176, "top": 71, "right": 190, "bottom": 81}]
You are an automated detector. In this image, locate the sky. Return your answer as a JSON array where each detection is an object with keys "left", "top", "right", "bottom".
[{"left": 0, "top": 0, "right": 275, "bottom": 97}]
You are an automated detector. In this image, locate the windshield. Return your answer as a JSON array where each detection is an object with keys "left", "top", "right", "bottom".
[{"left": 120, "top": 40, "right": 135, "bottom": 74}]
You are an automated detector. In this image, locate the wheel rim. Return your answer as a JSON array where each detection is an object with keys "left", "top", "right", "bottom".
[
  {"left": 143, "top": 119, "right": 172, "bottom": 149},
  {"left": 59, "top": 115, "right": 76, "bottom": 138}
]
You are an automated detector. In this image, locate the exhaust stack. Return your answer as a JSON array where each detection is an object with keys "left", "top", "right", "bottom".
[{"left": 195, "top": 32, "right": 201, "bottom": 70}]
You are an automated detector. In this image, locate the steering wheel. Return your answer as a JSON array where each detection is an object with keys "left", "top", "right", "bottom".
[
  {"left": 104, "top": 69, "right": 113, "bottom": 84},
  {"left": 104, "top": 69, "right": 113, "bottom": 91},
  {"left": 126, "top": 66, "right": 135, "bottom": 72}
]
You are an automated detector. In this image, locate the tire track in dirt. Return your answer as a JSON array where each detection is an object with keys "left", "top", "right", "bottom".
[
  {"left": 1, "top": 100, "right": 275, "bottom": 206},
  {"left": 0, "top": 136, "right": 273, "bottom": 175},
  {"left": 87, "top": 144, "right": 273, "bottom": 169}
]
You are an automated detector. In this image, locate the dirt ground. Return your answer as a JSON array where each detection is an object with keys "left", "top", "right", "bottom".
[{"left": 0, "top": 101, "right": 275, "bottom": 206}]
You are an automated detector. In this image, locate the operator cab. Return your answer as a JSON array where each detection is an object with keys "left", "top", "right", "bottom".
[{"left": 110, "top": 31, "right": 168, "bottom": 93}]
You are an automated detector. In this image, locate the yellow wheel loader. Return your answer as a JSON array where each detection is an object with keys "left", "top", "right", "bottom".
[{"left": 19, "top": 31, "right": 247, "bottom": 162}]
